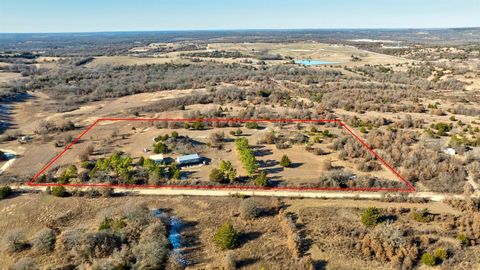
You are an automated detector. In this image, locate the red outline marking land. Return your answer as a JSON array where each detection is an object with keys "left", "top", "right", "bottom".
[{"left": 27, "top": 118, "right": 416, "bottom": 193}]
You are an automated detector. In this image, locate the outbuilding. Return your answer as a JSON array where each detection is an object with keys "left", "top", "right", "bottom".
[
  {"left": 149, "top": 154, "right": 164, "bottom": 164},
  {"left": 176, "top": 153, "right": 201, "bottom": 165}
]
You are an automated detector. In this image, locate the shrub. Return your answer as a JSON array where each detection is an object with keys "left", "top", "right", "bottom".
[
  {"left": 245, "top": 122, "right": 259, "bottom": 129},
  {"left": 11, "top": 257, "right": 37, "bottom": 270},
  {"left": 99, "top": 218, "right": 126, "bottom": 232},
  {"left": 209, "top": 131, "right": 225, "bottom": 146},
  {"left": 254, "top": 171, "right": 269, "bottom": 187},
  {"left": 58, "top": 164, "right": 78, "bottom": 183},
  {"left": 433, "top": 248, "right": 447, "bottom": 261},
  {"left": 412, "top": 208, "right": 433, "bottom": 223},
  {"left": 171, "top": 131, "right": 179, "bottom": 138},
  {"left": 421, "top": 252, "right": 436, "bottom": 266},
  {"left": 2, "top": 229, "right": 29, "bottom": 253},
  {"left": 214, "top": 222, "right": 239, "bottom": 250},
  {"left": 230, "top": 129, "right": 243, "bottom": 136},
  {"left": 31, "top": 228, "right": 56, "bottom": 254},
  {"left": 137, "top": 156, "right": 145, "bottom": 166},
  {"left": 100, "top": 187, "right": 114, "bottom": 197},
  {"left": 0, "top": 186, "right": 13, "bottom": 199},
  {"left": 224, "top": 251, "right": 237, "bottom": 270},
  {"left": 192, "top": 121, "right": 204, "bottom": 130},
  {"left": 456, "top": 233, "right": 469, "bottom": 246},
  {"left": 279, "top": 155, "right": 292, "bottom": 167},
  {"left": 360, "top": 207, "right": 382, "bottom": 227},
  {"left": 51, "top": 186, "right": 68, "bottom": 197},
  {"left": 240, "top": 198, "right": 263, "bottom": 219}
]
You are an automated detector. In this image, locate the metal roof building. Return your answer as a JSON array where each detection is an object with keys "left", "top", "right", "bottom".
[
  {"left": 149, "top": 154, "right": 164, "bottom": 163},
  {"left": 176, "top": 153, "right": 201, "bottom": 165}
]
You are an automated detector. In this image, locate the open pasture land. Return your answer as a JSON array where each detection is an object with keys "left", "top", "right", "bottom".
[{"left": 207, "top": 42, "right": 410, "bottom": 66}]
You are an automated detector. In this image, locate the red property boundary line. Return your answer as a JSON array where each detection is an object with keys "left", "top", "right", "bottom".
[{"left": 27, "top": 118, "right": 416, "bottom": 193}]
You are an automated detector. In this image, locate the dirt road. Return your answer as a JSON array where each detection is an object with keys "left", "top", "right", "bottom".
[{"left": 16, "top": 184, "right": 475, "bottom": 202}]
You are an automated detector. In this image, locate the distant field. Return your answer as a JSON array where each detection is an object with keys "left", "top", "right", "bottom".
[
  {"left": 208, "top": 42, "right": 411, "bottom": 66},
  {"left": 85, "top": 55, "right": 189, "bottom": 67},
  {"left": 0, "top": 72, "right": 21, "bottom": 83}
]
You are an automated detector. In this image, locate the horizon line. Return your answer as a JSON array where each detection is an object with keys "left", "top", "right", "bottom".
[{"left": 1, "top": 26, "right": 479, "bottom": 35}]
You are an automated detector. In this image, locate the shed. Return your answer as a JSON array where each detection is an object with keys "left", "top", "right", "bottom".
[
  {"left": 176, "top": 153, "right": 201, "bottom": 165},
  {"left": 149, "top": 154, "right": 164, "bottom": 163}
]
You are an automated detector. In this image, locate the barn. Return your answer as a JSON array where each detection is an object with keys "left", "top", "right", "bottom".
[{"left": 176, "top": 153, "right": 201, "bottom": 165}]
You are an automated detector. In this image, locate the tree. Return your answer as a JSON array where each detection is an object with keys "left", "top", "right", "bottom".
[
  {"left": 254, "top": 171, "right": 269, "bottom": 187},
  {"left": 172, "top": 167, "right": 181, "bottom": 180},
  {"left": 421, "top": 252, "right": 436, "bottom": 266},
  {"left": 210, "top": 161, "right": 236, "bottom": 183},
  {"left": 279, "top": 155, "right": 292, "bottom": 167},
  {"left": 153, "top": 142, "right": 168, "bottom": 154},
  {"left": 169, "top": 164, "right": 181, "bottom": 180},
  {"left": 210, "top": 168, "right": 224, "bottom": 183},
  {"left": 0, "top": 150, "right": 7, "bottom": 161},
  {"left": 235, "top": 138, "right": 259, "bottom": 175},
  {"left": 219, "top": 160, "right": 236, "bottom": 183},
  {"left": 214, "top": 222, "right": 239, "bottom": 250},
  {"left": 361, "top": 207, "right": 382, "bottom": 227},
  {"left": 0, "top": 186, "right": 13, "bottom": 199}
]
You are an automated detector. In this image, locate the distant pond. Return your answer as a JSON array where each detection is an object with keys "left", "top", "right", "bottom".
[{"left": 294, "top": 59, "right": 338, "bottom": 66}]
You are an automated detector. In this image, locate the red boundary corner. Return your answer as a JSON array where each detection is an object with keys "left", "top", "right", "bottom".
[{"left": 27, "top": 118, "right": 416, "bottom": 193}]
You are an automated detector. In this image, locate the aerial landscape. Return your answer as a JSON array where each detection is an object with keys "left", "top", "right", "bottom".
[{"left": 0, "top": 0, "right": 479, "bottom": 269}]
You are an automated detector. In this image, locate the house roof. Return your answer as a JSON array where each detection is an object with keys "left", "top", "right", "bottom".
[
  {"left": 149, "top": 154, "right": 164, "bottom": 161},
  {"left": 176, "top": 153, "right": 200, "bottom": 162}
]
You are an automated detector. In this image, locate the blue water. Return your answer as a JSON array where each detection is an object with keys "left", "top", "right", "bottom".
[
  {"left": 153, "top": 209, "right": 186, "bottom": 266},
  {"left": 4, "top": 153, "right": 15, "bottom": 159},
  {"left": 294, "top": 59, "right": 337, "bottom": 66}
]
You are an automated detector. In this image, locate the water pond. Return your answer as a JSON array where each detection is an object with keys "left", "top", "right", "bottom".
[{"left": 294, "top": 59, "right": 337, "bottom": 66}]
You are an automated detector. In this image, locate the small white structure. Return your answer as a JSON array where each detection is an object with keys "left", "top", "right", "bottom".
[
  {"left": 18, "top": 135, "right": 32, "bottom": 144},
  {"left": 442, "top": 147, "right": 456, "bottom": 156},
  {"left": 149, "top": 154, "right": 164, "bottom": 163}
]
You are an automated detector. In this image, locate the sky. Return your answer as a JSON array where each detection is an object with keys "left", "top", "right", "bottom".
[{"left": 0, "top": 0, "right": 479, "bottom": 33}]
